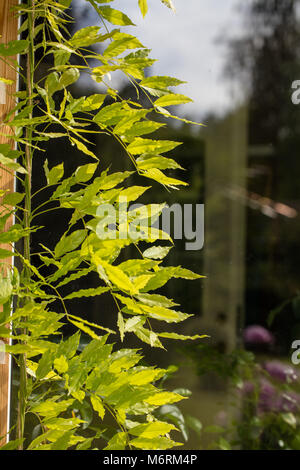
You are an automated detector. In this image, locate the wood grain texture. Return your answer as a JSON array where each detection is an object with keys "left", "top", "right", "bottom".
[{"left": 0, "top": 0, "right": 18, "bottom": 446}]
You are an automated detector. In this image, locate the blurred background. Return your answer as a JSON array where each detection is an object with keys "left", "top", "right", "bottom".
[{"left": 24, "top": 0, "right": 300, "bottom": 449}]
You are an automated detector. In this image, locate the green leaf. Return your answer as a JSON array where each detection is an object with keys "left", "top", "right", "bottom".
[
  {"left": 104, "top": 33, "right": 144, "bottom": 58},
  {"left": 0, "top": 153, "right": 27, "bottom": 174},
  {"left": 114, "top": 110, "right": 148, "bottom": 135},
  {"left": 141, "top": 266, "right": 203, "bottom": 292},
  {"left": 130, "top": 436, "right": 182, "bottom": 450},
  {"left": 44, "top": 417, "right": 83, "bottom": 431},
  {"left": 0, "top": 439, "right": 24, "bottom": 450},
  {"left": 119, "top": 185, "right": 150, "bottom": 202},
  {"left": 172, "top": 266, "right": 205, "bottom": 280},
  {"left": 66, "top": 356, "right": 89, "bottom": 393},
  {"left": 69, "top": 26, "right": 101, "bottom": 48},
  {"left": 30, "top": 399, "right": 74, "bottom": 418},
  {"left": 124, "top": 315, "right": 145, "bottom": 333},
  {"left": 0, "top": 224, "right": 29, "bottom": 243},
  {"left": 101, "top": 260, "right": 135, "bottom": 293},
  {"left": 0, "top": 248, "right": 13, "bottom": 259},
  {"left": 47, "top": 162, "right": 64, "bottom": 185},
  {"left": 75, "top": 163, "right": 98, "bottom": 183},
  {"left": 69, "top": 313, "right": 114, "bottom": 335},
  {"left": 135, "top": 293, "right": 178, "bottom": 308},
  {"left": 0, "top": 276, "right": 12, "bottom": 305},
  {"left": 68, "top": 319, "right": 102, "bottom": 340},
  {"left": 0, "top": 77, "right": 14, "bottom": 85},
  {"left": 64, "top": 286, "right": 109, "bottom": 299},
  {"left": 97, "top": 170, "right": 134, "bottom": 191},
  {"left": 81, "top": 94, "right": 106, "bottom": 111},
  {"left": 80, "top": 338, "right": 112, "bottom": 367},
  {"left": 130, "top": 421, "right": 176, "bottom": 438},
  {"left": 36, "top": 350, "right": 54, "bottom": 380},
  {"left": 140, "top": 75, "right": 185, "bottom": 90},
  {"left": 138, "top": 0, "right": 148, "bottom": 17},
  {"left": 70, "top": 137, "right": 98, "bottom": 160},
  {"left": 155, "top": 93, "right": 193, "bottom": 107},
  {"left": 218, "top": 437, "right": 231, "bottom": 450},
  {"left": 134, "top": 326, "right": 164, "bottom": 348},
  {"left": 143, "top": 245, "right": 172, "bottom": 260},
  {"left": 2, "top": 192, "right": 24, "bottom": 206},
  {"left": 53, "top": 49, "right": 71, "bottom": 67},
  {"left": 125, "top": 120, "right": 164, "bottom": 139},
  {"left": 98, "top": 6, "right": 135, "bottom": 26},
  {"left": 158, "top": 332, "right": 208, "bottom": 341},
  {"left": 56, "top": 331, "right": 80, "bottom": 359},
  {"left": 76, "top": 437, "right": 95, "bottom": 450},
  {"left": 54, "top": 355, "right": 69, "bottom": 374},
  {"left": 129, "top": 367, "right": 164, "bottom": 385},
  {"left": 157, "top": 404, "right": 188, "bottom": 441},
  {"left": 104, "top": 432, "right": 127, "bottom": 450},
  {"left": 54, "top": 229, "right": 86, "bottom": 258},
  {"left": 185, "top": 415, "right": 203, "bottom": 436},
  {"left": 141, "top": 303, "right": 190, "bottom": 323},
  {"left": 119, "top": 259, "right": 158, "bottom": 276},
  {"left": 0, "top": 40, "right": 28, "bottom": 56},
  {"left": 91, "top": 395, "right": 105, "bottom": 420},
  {"left": 50, "top": 430, "right": 74, "bottom": 450},
  {"left": 55, "top": 267, "right": 93, "bottom": 288},
  {"left": 127, "top": 138, "right": 181, "bottom": 155},
  {"left": 136, "top": 154, "right": 183, "bottom": 171},
  {"left": 94, "top": 102, "right": 125, "bottom": 126},
  {"left": 45, "top": 72, "right": 60, "bottom": 96},
  {"left": 118, "top": 311, "right": 125, "bottom": 341},
  {"left": 128, "top": 202, "right": 166, "bottom": 222},
  {"left": 59, "top": 68, "right": 80, "bottom": 89},
  {"left": 145, "top": 391, "right": 185, "bottom": 406},
  {"left": 161, "top": 0, "right": 176, "bottom": 12},
  {"left": 142, "top": 168, "right": 187, "bottom": 187}
]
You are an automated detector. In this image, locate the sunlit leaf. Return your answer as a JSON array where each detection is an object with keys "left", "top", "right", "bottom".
[
  {"left": 98, "top": 6, "right": 135, "bottom": 26},
  {"left": 138, "top": 0, "right": 148, "bottom": 17}
]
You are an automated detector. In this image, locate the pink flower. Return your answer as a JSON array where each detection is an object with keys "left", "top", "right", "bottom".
[
  {"left": 258, "top": 379, "right": 277, "bottom": 412},
  {"left": 243, "top": 325, "right": 274, "bottom": 345},
  {"left": 263, "top": 361, "right": 298, "bottom": 383}
]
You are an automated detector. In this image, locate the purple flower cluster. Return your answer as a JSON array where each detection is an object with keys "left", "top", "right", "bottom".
[
  {"left": 259, "top": 378, "right": 300, "bottom": 413},
  {"left": 242, "top": 377, "right": 300, "bottom": 413},
  {"left": 243, "top": 325, "right": 274, "bottom": 345},
  {"left": 263, "top": 360, "right": 298, "bottom": 383},
  {"left": 241, "top": 324, "right": 300, "bottom": 414}
]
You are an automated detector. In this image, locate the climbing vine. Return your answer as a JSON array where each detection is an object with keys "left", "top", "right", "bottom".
[{"left": 0, "top": 0, "right": 205, "bottom": 450}]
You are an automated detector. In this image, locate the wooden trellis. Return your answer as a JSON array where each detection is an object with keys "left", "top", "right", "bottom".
[{"left": 0, "top": 0, "right": 18, "bottom": 446}]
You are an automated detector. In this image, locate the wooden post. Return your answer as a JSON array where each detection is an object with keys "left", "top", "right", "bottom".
[
  {"left": 201, "top": 105, "right": 248, "bottom": 352},
  {"left": 0, "top": 0, "right": 18, "bottom": 446}
]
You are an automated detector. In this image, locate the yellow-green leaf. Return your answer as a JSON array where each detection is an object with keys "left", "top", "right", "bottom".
[
  {"left": 142, "top": 168, "right": 188, "bottom": 187},
  {"left": 103, "top": 33, "right": 144, "bottom": 58},
  {"left": 130, "top": 436, "right": 182, "bottom": 450},
  {"left": 154, "top": 93, "right": 192, "bottom": 107},
  {"left": 102, "top": 261, "right": 135, "bottom": 293},
  {"left": 145, "top": 391, "right": 185, "bottom": 406},
  {"left": 138, "top": 0, "right": 148, "bottom": 17},
  {"left": 70, "top": 137, "right": 98, "bottom": 160},
  {"left": 127, "top": 138, "right": 181, "bottom": 155},
  {"left": 91, "top": 395, "right": 105, "bottom": 419},
  {"left": 98, "top": 6, "right": 135, "bottom": 26},
  {"left": 54, "top": 355, "right": 69, "bottom": 374},
  {"left": 130, "top": 421, "right": 176, "bottom": 438}
]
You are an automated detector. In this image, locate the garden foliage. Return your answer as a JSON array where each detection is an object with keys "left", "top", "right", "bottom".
[{"left": 0, "top": 0, "right": 205, "bottom": 450}]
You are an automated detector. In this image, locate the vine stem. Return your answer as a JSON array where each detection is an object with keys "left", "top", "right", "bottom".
[{"left": 17, "top": 0, "right": 35, "bottom": 449}]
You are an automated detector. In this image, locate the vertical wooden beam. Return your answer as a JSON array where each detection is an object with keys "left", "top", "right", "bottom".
[
  {"left": 201, "top": 106, "right": 248, "bottom": 352},
  {"left": 0, "top": 0, "right": 18, "bottom": 446}
]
